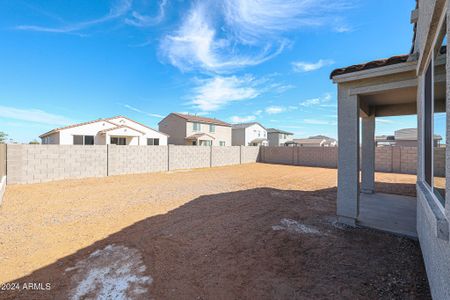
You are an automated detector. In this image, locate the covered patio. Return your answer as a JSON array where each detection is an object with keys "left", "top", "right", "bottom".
[
  {"left": 331, "top": 55, "right": 420, "bottom": 237},
  {"left": 185, "top": 133, "right": 215, "bottom": 146}
]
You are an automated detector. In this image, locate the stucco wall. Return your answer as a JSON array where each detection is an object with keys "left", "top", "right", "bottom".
[
  {"left": 211, "top": 146, "right": 240, "bottom": 167},
  {"left": 108, "top": 145, "right": 168, "bottom": 176},
  {"left": 7, "top": 144, "right": 107, "bottom": 184}
]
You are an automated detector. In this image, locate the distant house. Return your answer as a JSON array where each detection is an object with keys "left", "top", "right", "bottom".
[
  {"left": 158, "top": 113, "right": 232, "bottom": 146},
  {"left": 293, "top": 136, "right": 337, "bottom": 147},
  {"left": 40, "top": 116, "right": 168, "bottom": 145},
  {"left": 232, "top": 122, "right": 268, "bottom": 146},
  {"left": 267, "top": 128, "right": 294, "bottom": 146},
  {"left": 376, "top": 128, "right": 442, "bottom": 147}
]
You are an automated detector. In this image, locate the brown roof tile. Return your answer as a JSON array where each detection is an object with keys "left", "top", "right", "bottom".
[
  {"left": 330, "top": 54, "right": 410, "bottom": 79},
  {"left": 169, "top": 113, "right": 231, "bottom": 127}
]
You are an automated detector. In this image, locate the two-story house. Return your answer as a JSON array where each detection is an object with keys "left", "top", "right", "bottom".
[
  {"left": 40, "top": 116, "right": 168, "bottom": 145},
  {"left": 231, "top": 122, "right": 268, "bottom": 146},
  {"left": 158, "top": 113, "right": 232, "bottom": 146},
  {"left": 267, "top": 128, "right": 294, "bottom": 146}
]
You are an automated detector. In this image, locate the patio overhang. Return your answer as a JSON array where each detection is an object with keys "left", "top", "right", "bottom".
[
  {"left": 185, "top": 133, "right": 215, "bottom": 141},
  {"left": 331, "top": 56, "right": 422, "bottom": 236}
]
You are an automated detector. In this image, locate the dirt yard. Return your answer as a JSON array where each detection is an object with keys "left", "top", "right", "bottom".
[{"left": 0, "top": 163, "right": 429, "bottom": 299}]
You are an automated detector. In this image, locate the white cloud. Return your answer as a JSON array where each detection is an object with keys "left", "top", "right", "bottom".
[
  {"left": 0, "top": 105, "right": 73, "bottom": 125},
  {"left": 160, "top": 2, "right": 286, "bottom": 73},
  {"left": 304, "top": 119, "right": 337, "bottom": 126},
  {"left": 223, "top": 0, "right": 353, "bottom": 43},
  {"left": 16, "top": 0, "right": 132, "bottom": 34},
  {"left": 254, "top": 110, "right": 263, "bottom": 116},
  {"left": 125, "top": 0, "right": 167, "bottom": 27},
  {"left": 299, "top": 98, "right": 320, "bottom": 107},
  {"left": 265, "top": 106, "right": 286, "bottom": 114},
  {"left": 299, "top": 93, "right": 334, "bottom": 107},
  {"left": 189, "top": 75, "right": 260, "bottom": 111},
  {"left": 230, "top": 115, "right": 257, "bottom": 123},
  {"left": 292, "top": 59, "right": 335, "bottom": 72},
  {"left": 122, "top": 104, "right": 164, "bottom": 118}
]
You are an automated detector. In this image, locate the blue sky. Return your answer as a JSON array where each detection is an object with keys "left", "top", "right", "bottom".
[{"left": 0, "top": 0, "right": 417, "bottom": 143}]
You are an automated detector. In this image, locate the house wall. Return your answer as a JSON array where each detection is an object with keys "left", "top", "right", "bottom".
[
  {"left": 267, "top": 133, "right": 280, "bottom": 146},
  {"left": 59, "top": 121, "right": 116, "bottom": 145},
  {"left": 159, "top": 115, "right": 189, "bottom": 145},
  {"left": 279, "top": 134, "right": 293, "bottom": 146},
  {"left": 185, "top": 121, "right": 232, "bottom": 146},
  {"left": 108, "top": 117, "right": 168, "bottom": 145},
  {"left": 232, "top": 128, "right": 246, "bottom": 146},
  {"left": 414, "top": 2, "right": 450, "bottom": 299},
  {"left": 244, "top": 124, "right": 267, "bottom": 145}
]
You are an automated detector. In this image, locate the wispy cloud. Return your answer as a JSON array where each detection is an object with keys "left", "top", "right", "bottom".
[
  {"left": 230, "top": 115, "right": 257, "bottom": 123},
  {"left": 160, "top": 2, "right": 286, "bottom": 73},
  {"left": 189, "top": 75, "right": 260, "bottom": 111},
  {"left": 265, "top": 106, "right": 286, "bottom": 114},
  {"left": 122, "top": 104, "right": 164, "bottom": 118},
  {"left": 223, "top": 0, "right": 354, "bottom": 43},
  {"left": 16, "top": 0, "right": 132, "bottom": 34},
  {"left": 125, "top": 0, "right": 168, "bottom": 27},
  {"left": 304, "top": 119, "right": 337, "bottom": 126},
  {"left": 0, "top": 105, "right": 73, "bottom": 125},
  {"left": 292, "top": 59, "right": 335, "bottom": 72},
  {"left": 299, "top": 93, "right": 334, "bottom": 107}
]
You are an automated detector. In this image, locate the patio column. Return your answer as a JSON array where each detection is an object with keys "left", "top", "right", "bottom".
[
  {"left": 337, "top": 91, "right": 360, "bottom": 226},
  {"left": 361, "top": 114, "right": 376, "bottom": 194}
]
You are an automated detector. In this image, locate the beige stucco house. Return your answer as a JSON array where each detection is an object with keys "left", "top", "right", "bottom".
[
  {"left": 267, "top": 128, "right": 294, "bottom": 146},
  {"left": 40, "top": 116, "right": 168, "bottom": 146},
  {"left": 158, "top": 113, "right": 232, "bottom": 146}
]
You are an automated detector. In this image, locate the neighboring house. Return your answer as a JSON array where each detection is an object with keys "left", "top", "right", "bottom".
[
  {"left": 376, "top": 128, "right": 442, "bottom": 147},
  {"left": 232, "top": 122, "right": 268, "bottom": 146},
  {"left": 331, "top": 0, "right": 450, "bottom": 298},
  {"left": 292, "top": 136, "right": 337, "bottom": 147},
  {"left": 158, "top": 113, "right": 232, "bottom": 146},
  {"left": 40, "top": 116, "right": 168, "bottom": 146},
  {"left": 267, "top": 128, "right": 294, "bottom": 146}
]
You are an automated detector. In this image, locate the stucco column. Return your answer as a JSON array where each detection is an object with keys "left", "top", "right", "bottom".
[
  {"left": 337, "top": 91, "right": 360, "bottom": 226},
  {"left": 361, "top": 114, "right": 376, "bottom": 194}
]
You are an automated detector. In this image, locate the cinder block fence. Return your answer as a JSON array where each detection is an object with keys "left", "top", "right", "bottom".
[{"left": 1, "top": 144, "right": 431, "bottom": 187}]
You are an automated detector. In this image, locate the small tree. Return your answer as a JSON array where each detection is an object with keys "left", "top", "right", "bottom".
[
  {"left": 29, "top": 139, "right": 40, "bottom": 145},
  {"left": 0, "top": 132, "right": 7, "bottom": 144}
]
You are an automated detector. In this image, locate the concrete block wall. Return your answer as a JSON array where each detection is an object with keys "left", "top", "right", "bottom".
[
  {"left": 7, "top": 145, "right": 107, "bottom": 184},
  {"left": 0, "top": 144, "right": 6, "bottom": 205},
  {"left": 168, "top": 145, "right": 211, "bottom": 170},
  {"left": 375, "top": 147, "right": 393, "bottom": 172},
  {"left": 295, "top": 147, "right": 338, "bottom": 168},
  {"left": 240, "top": 146, "right": 260, "bottom": 164},
  {"left": 108, "top": 145, "right": 168, "bottom": 176},
  {"left": 261, "top": 147, "right": 293, "bottom": 165},
  {"left": 211, "top": 146, "right": 240, "bottom": 167}
]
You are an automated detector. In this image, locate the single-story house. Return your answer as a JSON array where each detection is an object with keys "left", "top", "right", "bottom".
[
  {"left": 376, "top": 128, "right": 442, "bottom": 147},
  {"left": 40, "top": 116, "right": 168, "bottom": 145},
  {"left": 232, "top": 122, "right": 268, "bottom": 146},
  {"left": 267, "top": 128, "right": 294, "bottom": 146},
  {"left": 292, "top": 137, "right": 337, "bottom": 147},
  {"left": 330, "top": 0, "right": 450, "bottom": 297},
  {"left": 158, "top": 113, "right": 232, "bottom": 146}
]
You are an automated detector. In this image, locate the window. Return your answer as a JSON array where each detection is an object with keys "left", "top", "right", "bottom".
[
  {"left": 209, "top": 124, "right": 215, "bottom": 133},
  {"left": 110, "top": 137, "right": 126, "bottom": 145},
  {"left": 147, "top": 138, "right": 160, "bottom": 146},
  {"left": 433, "top": 30, "right": 447, "bottom": 205},
  {"left": 73, "top": 135, "right": 83, "bottom": 145},
  {"left": 424, "top": 22, "right": 447, "bottom": 207},
  {"left": 193, "top": 122, "right": 201, "bottom": 131},
  {"left": 73, "top": 135, "right": 94, "bottom": 145},
  {"left": 84, "top": 135, "right": 94, "bottom": 145},
  {"left": 219, "top": 141, "right": 226, "bottom": 146},
  {"left": 199, "top": 140, "right": 212, "bottom": 146}
]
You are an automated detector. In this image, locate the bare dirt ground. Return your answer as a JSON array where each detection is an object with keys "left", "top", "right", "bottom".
[{"left": 0, "top": 163, "right": 429, "bottom": 299}]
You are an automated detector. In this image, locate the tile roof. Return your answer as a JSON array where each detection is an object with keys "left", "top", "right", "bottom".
[
  {"left": 330, "top": 54, "right": 410, "bottom": 79},
  {"left": 168, "top": 113, "right": 231, "bottom": 127},
  {"left": 267, "top": 128, "right": 293, "bottom": 135},
  {"left": 231, "top": 122, "right": 266, "bottom": 130}
]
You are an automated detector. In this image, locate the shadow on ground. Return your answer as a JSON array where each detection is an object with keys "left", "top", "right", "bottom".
[{"left": 1, "top": 186, "right": 429, "bottom": 300}]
